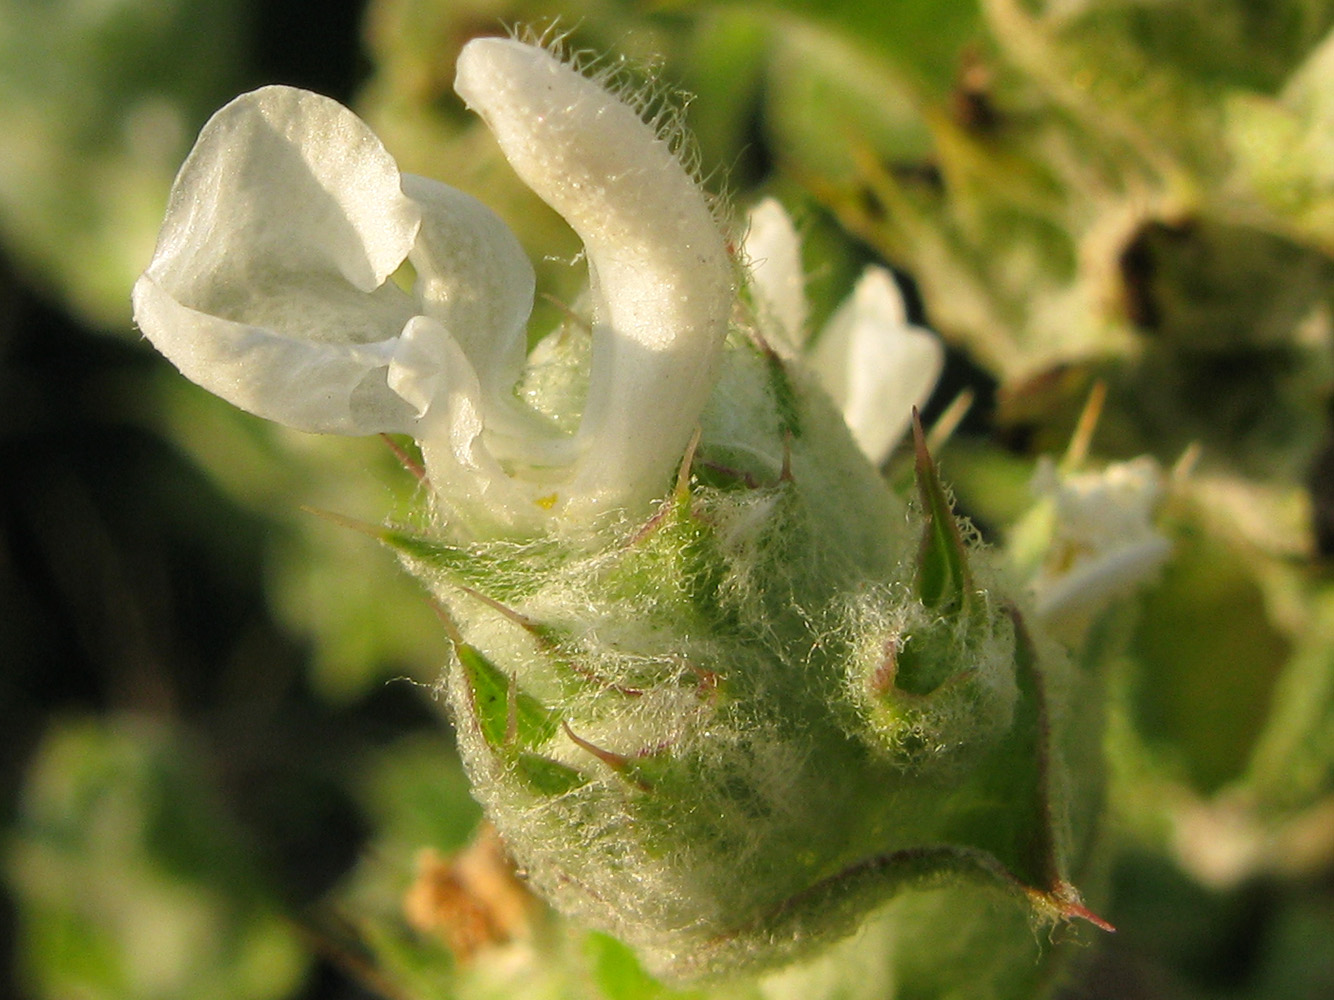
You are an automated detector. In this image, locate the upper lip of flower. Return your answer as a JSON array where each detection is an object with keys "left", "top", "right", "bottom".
[{"left": 132, "top": 37, "right": 732, "bottom": 535}]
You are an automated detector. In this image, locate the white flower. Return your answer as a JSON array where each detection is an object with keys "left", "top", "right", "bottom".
[
  {"left": 1030, "top": 455, "right": 1171, "bottom": 631},
  {"left": 742, "top": 197, "right": 943, "bottom": 466},
  {"left": 132, "top": 38, "right": 732, "bottom": 535}
]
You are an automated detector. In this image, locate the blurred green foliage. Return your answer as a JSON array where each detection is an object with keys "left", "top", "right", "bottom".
[
  {"left": 0, "top": 0, "right": 247, "bottom": 327},
  {"left": 7, "top": 717, "right": 307, "bottom": 1000},
  {"left": 4, "top": 0, "right": 1334, "bottom": 998}
]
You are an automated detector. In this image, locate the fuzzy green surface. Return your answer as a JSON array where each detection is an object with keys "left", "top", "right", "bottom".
[{"left": 387, "top": 326, "right": 1105, "bottom": 987}]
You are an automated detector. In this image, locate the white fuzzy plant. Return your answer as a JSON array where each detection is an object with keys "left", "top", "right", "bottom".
[{"left": 133, "top": 35, "right": 1140, "bottom": 996}]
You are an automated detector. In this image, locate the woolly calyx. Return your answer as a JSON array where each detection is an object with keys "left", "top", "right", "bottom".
[
  {"left": 395, "top": 337, "right": 1108, "bottom": 983},
  {"left": 841, "top": 418, "right": 1020, "bottom": 771}
]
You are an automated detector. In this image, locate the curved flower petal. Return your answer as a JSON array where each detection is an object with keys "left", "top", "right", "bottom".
[
  {"left": 455, "top": 38, "right": 732, "bottom": 517},
  {"left": 134, "top": 274, "right": 417, "bottom": 434},
  {"left": 810, "top": 268, "right": 943, "bottom": 467},
  {"left": 1035, "top": 534, "right": 1172, "bottom": 627},
  {"left": 149, "top": 85, "right": 420, "bottom": 295},
  {"left": 744, "top": 197, "right": 809, "bottom": 353},
  {"left": 402, "top": 173, "right": 535, "bottom": 416},
  {"left": 1030, "top": 456, "right": 1171, "bottom": 634},
  {"left": 133, "top": 85, "right": 424, "bottom": 433}
]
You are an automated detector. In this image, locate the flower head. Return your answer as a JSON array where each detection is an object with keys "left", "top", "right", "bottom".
[
  {"left": 133, "top": 37, "right": 731, "bottom": 536},
  {"left": 131, "top": 38, "right": 1114, "bottom": 989}
]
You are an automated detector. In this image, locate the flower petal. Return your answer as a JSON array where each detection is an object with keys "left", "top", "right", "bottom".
[
  {"left": 744, "top": 198, "right": 809, "bottom": 352},
  {"left": 134, "top": 85, "right": 424, "bottom": 433},
  {"left": 150, "top": 86, "right": 420, "bottom": 293},
  {"left": 402, "top": 173, "right": 535, "bottom": 415},
  {"left": 1034, "top": 534, "right": 1172, "bottom": 627},
  {"left": 391, "top": 316, "right": 544, "bottom": 532},
  {"left": 810, "top": 268, "right": 943, "bottom": 467},
  {"left": 132, "top": 273, "right": 417, "bottom": 434},
  {"left": 455, "top": 38, "right": 732, "bottom": 517},
  {"left": 1029, "top": 455, "right": 1171, "bottom": 635}
]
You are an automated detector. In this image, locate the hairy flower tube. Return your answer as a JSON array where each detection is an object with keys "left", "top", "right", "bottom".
[{"left": 135, "top": 36, "right": 1112, "bottom": 992}]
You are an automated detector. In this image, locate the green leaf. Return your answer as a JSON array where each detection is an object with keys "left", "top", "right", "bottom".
[
  {"left": 514, "top": 752, "right": 588, "bottom": 796},
  {"left": 585, "top": 931, "right": 706, "bottom": 1000},
  {"left": 762, "top": 0, "right": 981, "bottom": 96},
  {"left": 1129, "top": 518, "right": 1290, "bottom": 794},
  {"left": 380, "top": 527, "right": 532, "bottom": 599}
]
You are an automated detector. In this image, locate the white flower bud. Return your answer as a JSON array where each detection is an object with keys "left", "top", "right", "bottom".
[{"left": 743, "top": 198, "right": 943, "bottom": 467}]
